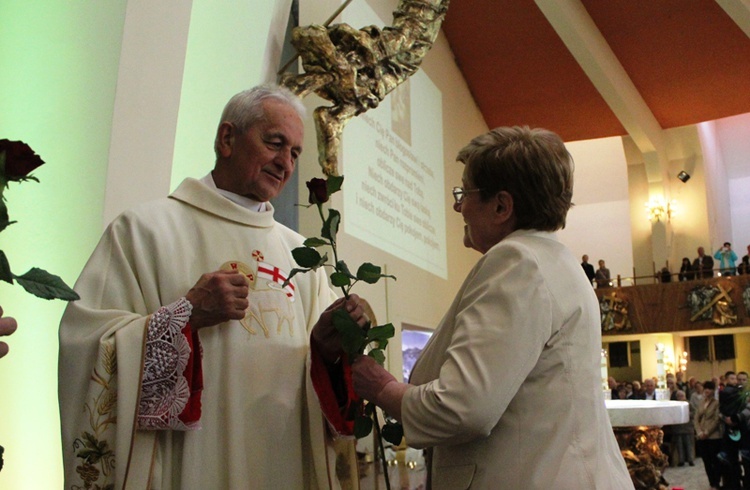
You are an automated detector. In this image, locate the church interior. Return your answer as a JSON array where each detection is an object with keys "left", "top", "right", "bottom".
[{"left": 2, "top": 0, "right": 750, "bottom": 487}]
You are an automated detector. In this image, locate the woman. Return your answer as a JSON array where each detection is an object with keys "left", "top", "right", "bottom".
[
  {"left": 352, "top": 127, "right": 631, "bottom": 489},
  {"left": 714, "top": 242, "right": 738, "bottom": 275},
  {"left": 689, "top": 381, "right": 704, "bottom": 414},
  {"left": 595, "top": 259, "right": 612, "bottom": 288},
  {"left": 695, "top": 381, "right": 723, "bottom": 490},
  {"left": 678, "top": 257, "right": 693, "bottom": 281}
]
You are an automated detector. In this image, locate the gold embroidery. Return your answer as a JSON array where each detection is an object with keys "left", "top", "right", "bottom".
[
  {"left": 71, "top": 342, "right": 117, "bottom": 489},
  {"left": 241, "top": 289, "right": 296, "bottom": 337}
]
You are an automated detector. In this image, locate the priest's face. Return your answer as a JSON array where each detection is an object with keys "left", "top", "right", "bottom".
[{"left": 219, "top": 99, "right": 303, "bottom": 201}]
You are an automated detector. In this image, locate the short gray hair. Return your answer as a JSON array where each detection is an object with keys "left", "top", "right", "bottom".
[{"left": 214, "top": 84, "right": 306, "bottom": 155}]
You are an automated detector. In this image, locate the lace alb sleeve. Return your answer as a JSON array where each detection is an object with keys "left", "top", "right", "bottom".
[{"left": 137, "top": 297, "right": 201, "bottom": 430}]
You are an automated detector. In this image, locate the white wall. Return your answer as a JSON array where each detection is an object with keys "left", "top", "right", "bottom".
[
  {"left": 698, "top": 120, "right": 734, "bottom": 250},
  {"left": 729, "top": 175, "right": 750, "bottom": 254},
  {"left": 559, "top": 136, "right": 634, "bottom": 283}
]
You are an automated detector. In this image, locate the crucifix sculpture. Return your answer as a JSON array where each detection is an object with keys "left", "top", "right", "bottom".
[{"left": 280, "top": 0, "right": 450, "bottom": 176}]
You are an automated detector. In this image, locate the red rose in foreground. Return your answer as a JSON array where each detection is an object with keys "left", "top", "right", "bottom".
[
  {"left": 306, "top": 177, "right": 329, "bottom": 204},
  {"left": 0, "top": 139, "right": 45, "bottom": 180}
]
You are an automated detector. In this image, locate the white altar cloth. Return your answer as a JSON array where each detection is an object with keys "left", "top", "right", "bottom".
[{"left": 605, "top": 399, "right": 689, "bottom": 427}]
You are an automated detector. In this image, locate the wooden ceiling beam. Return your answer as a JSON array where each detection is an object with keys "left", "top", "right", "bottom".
[
  {"left": 534, "top": 0, "right": 668, "bottom": 185},
  {"left": 717, "top": 0, "right": 750, "bottom": 39}
]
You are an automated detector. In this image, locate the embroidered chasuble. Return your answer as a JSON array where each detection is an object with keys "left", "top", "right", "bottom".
[{"left": 58, "top": 178, "right": 353, "bottom": 489}]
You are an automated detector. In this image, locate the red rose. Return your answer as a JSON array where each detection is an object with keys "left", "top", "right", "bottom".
[
  {"left": 0, "top": 139, "right": 45, "bottom": 180},
  {"left": 306, "top": 178, "right": 329, "bottom": 204}
]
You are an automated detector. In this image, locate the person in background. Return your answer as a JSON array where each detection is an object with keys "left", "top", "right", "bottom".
[
  {"left": 657, "top": 266, "right": 672, "bottom": 283},
  {"left": 641, "top": 378, "right": 657, "bottom": 400},
  {"left": 678, "top": 257, "right": 694, "bottom": 281},
  {"left": 738, "top": 252, "right": 750, "bottom": 275},
  {"left": 676, "top": 371, "right": 688, "bottom": 394},
  {"left": 718, "top": 371, "right": 742, "bottom": 488},
  {"left": 738, "top": 255, "right": 750, "bottom": 275},
  {"left": 629, "top": 380, "right": 643, "bottom": 400},
  {"left": 624, "top": 381, "right": 634, "bottom": 399},
  {"left": 350, "top": 126, "right": 632, "bottom": 488},
  {"left": 731, "top": 374, "right": 750, "bottom": 490},
  {"left": 616, "top": 384, "right": 629, "bottom": 400},
  {"left": 689, "top": 381, "right": 704, "bottom": 415},
  {"left": 672, "top": 390, "right": 696, "bottom": 467},
  {"left": 581, "top": 254, "right": 596, "bottom": 285},
  {"left": 688, "top": 376, "right": 698, "bottom": 395},
  {"left": 595, "top": 259, "right": 612, "bottom": 288},
  {"left": 695, "top": 381, "right": 723, "bottom": 490},
  {"left": 693, "top": 246, "right": 715, "bottom": 279},
  {"left": 0, "top": 306, "right": 17, "bottom": 359},
  {"left": 667, "top": 374, "right": 678, "bottom": 400},
  {"left": 714, "top": 242, "right": 738, "bottom": 276},
  {"left": 608, "top": 376, "right": 619, "bottom": 400}
]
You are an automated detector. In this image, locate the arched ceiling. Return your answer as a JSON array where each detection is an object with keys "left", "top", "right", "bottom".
[{"left": 442, "top": 0, "right": 750, "bottom": 143}]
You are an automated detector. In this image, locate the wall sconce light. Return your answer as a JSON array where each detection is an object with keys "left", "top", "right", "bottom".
[
  {"left": 679, "top": 351, "right": 688, "bottom": 373},
  {"left": 645, "top": 199, "right": 676, "bottom": 222},
  {"left": 677, "top": 170, "right": 691, "bottom": 183}
]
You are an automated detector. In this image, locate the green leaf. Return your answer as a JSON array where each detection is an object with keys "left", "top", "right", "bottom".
[
  {"left": 368, "top": 348, "right": 386, "bottom": 365},
  {"left": 326, "top": 175, "right": 344, "bottom": 195},
  {"left": 381, "top": 421, "right": 404, "bottom": 445},
  {"left": 0, "top": 199, "right": 11, "bottom": 233},
  {"left": 330, "top": 271, "right": 351, "bottom": 287},
  {"left": 321, "top": 209, "right": 340, "bottom": 242},
  {"left": 13, "top": 267, "right": 80, "bottom": 301},
  {"left": 354, "top": 414, "right": 373, "bottom": 439},
  {"left": 281, "top": 268, "right": 307, "bottom": 289},
  {"left": 356, "top": 262, "right": 397, "bottom": 284},
  {"left": 332, "top": 308, "right": 366, "bottom": 356},
  {"left": 303, "top": 237, "right": 328, "bottom": 248},
  {"left": 336, "top": 260, "right": 356, "bottom": 279},
  {"left": 0, "top": 250, "right": 12, "bottom": 284},
  {"left": 364, "top": 401, "right": 376, "bottom": 416},
  {"left": 291, "top": 247, "right": 324, "bottom": 268},
  {"left": 367, "top": 323, "right": 395, "bottom": 343}
]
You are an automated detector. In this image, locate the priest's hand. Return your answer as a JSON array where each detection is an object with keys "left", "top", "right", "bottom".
[
  {"left": 185, "top": 270, "right": 249, "bottom": 330},
  {"left": 311, "top": 294, "right": 369, "bottom": 364},
  {"left": 0, "top": 305, "right": 18, "bottom": 359}
]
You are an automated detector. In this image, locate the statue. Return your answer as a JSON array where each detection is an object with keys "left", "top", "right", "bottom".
[{"left": 280, "top": 0, "right": 450, "bottom": 176}]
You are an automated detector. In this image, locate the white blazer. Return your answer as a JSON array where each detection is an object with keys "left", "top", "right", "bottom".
[{"left": 403, "top": 229, "right": 633, "bottom": 489}]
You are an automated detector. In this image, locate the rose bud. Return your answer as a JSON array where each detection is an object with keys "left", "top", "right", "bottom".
[
  {"left": 306, "top": 177, "right": 329, "bottom": 204},
  {"left": 0, "top": 139, "right": 45, "bottom": 180}
]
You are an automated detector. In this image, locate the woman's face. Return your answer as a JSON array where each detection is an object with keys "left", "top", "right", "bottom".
[{"left": 454, "top": 167, "right": 504, "bottom": 254}]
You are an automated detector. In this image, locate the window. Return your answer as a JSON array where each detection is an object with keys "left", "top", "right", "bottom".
[
  {"left": 714, "top": 334, "right": 736, "bottom": 361},
  {"left": 608, "top": 342, "right": 630, "bottom": 368},
  {"left": 687, "top": 334, "right": 735, "bottom": 362}
]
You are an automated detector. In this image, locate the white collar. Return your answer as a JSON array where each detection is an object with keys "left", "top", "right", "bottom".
[{"left": 200, "top": 172, "right": 266, "bottom": 212}]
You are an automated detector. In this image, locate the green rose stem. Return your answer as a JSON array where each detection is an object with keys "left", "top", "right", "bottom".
[
  {"left": 373, "top": 409, "right": 391, "bottom": 488},
  {"left": 288, "top": 175, "right": 401, "bottom": 489}
]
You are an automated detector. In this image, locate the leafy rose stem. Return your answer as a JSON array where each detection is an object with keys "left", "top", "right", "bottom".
[{"left": 285, "top": 176, "right": 402, "bottom": 488}]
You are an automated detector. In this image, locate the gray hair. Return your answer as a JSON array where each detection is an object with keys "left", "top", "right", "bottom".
[{"left": 214, "top": 84, "right": 306, "bottom": 156}]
